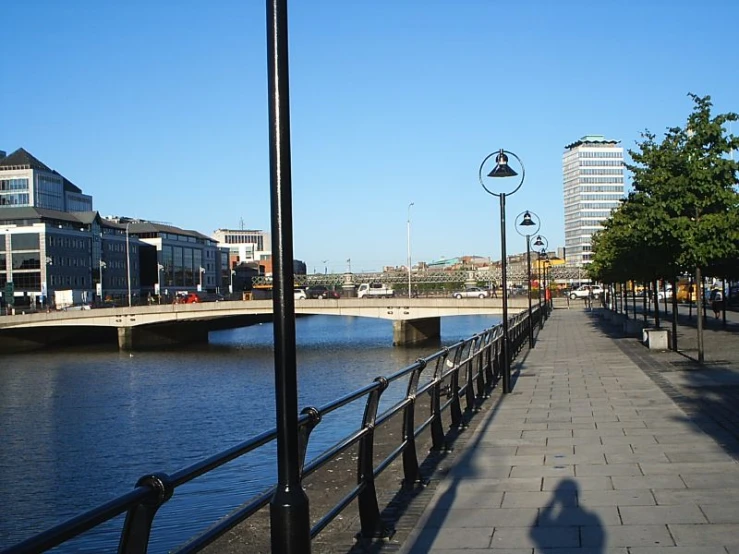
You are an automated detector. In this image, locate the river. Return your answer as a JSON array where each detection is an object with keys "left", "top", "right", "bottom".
[{"left": 0, "top": 314, "right": 500, "bottom": 552}]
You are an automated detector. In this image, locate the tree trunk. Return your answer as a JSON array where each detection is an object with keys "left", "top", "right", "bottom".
[
  {"left": 662, "top": 281, "right": 668, "bottom": 314},
  {"left": 624, "top": 283, "right": 629, "bottom": 319},
  {"left": 671, "top": 278, "right": 678, "bottom": 351},
  {"left": 696, "top": 266, "right": 704, "bottom": 364},
  {"left": 642, "top": 281, "right": 648, "bottom": 324},
  {"left": 652, "top": 279, "right": 660, "bottom": 328}
]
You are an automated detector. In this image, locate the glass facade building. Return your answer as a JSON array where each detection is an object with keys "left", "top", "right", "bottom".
[
  {"left": 562, "top": 135, "right": 624, "bottom": 267},
  {"left": 0, "top": 148, "right": 92, "bottom": 212}
]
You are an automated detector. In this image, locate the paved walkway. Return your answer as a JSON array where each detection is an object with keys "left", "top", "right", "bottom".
[{"left": 397, "top": 307, "right": 739, "bottom": 554}]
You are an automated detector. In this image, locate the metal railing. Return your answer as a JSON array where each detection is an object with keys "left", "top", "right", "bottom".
[{"left": 3, "top": 306, "right": 541, "bottom": 554}]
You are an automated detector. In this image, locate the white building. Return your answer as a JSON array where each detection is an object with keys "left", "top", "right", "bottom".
[
  {"left": 212, "top": 228, "right": 271, "bottom": 268},
  {"left": 562, "top": 135, "right": 624, "bottom": 267},
  {"left": 0, "top": 148, "right": 93, "bottom": 212}
]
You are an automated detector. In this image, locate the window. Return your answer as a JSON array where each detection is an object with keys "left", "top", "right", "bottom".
[
  {"left": 11, "top": 233, "right": 40, "bottom": 251},
  {"left": 12, "top": 253, "right": 41, "bottom": 270}
]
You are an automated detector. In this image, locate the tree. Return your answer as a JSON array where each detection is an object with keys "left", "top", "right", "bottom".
[{"left": 592, "top": 94, "right": 739, "bottom": 362}]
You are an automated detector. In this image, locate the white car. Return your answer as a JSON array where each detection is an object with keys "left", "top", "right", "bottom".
[
  {"left": 569, "top": 285, "right": 604, "bottom": 300},
  {"left": 452, "top": 287, "right": 490, "bottom": 299},
  {"left": 294, "top": 288, "right": 307, "bottom": 300}
]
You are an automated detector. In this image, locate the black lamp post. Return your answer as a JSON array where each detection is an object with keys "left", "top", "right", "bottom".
[
  {"left": 479, "top": 149, "right": 525, "bottom": 394},
  {"left": 533, "top": 235, "right": 548, "bottom": 328},
  {"left": 266, "top": 1, "right": 311, "bottom": 553},
  {"left": 515, "top": 210, "right": 540, "bottom": 349}
]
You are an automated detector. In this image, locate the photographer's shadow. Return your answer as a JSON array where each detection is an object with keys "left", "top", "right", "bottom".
[{"left": 530, "top": 479, "right": 605, "bottom": 552}]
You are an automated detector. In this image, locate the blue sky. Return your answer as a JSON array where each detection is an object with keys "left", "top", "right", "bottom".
[{"left": 2, "top": 0, "right": 737, "bottom": 273}]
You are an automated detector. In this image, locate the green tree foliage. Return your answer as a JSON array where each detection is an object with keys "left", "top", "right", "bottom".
[{"left": 591, "top": 94, "right": 739, "bottom": 283}]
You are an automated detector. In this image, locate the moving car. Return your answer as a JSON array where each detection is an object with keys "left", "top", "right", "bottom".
[
  {"left": 305, "top": 285, "right": 340, "bottom": 299},
  {"left": 357, "top": 283, "right": 395, "bottom": 298},
  {"left": 294, "top": 288, "right": 307, "bottom": 300},
  {"left": 452, "top": 287, "right": 490, "bottom": 299}
]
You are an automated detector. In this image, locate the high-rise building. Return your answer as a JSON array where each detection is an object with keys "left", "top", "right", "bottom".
[{"left": 562, "top": 135, "right": 624, "bottom": 267}]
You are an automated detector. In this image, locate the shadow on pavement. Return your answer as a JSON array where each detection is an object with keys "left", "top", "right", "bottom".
[
  {"left": 530, "top": 479, "right": 604, "bottom": 553},
  {"left": 586, "top": 307, "right": 739, "bottom": 462}
]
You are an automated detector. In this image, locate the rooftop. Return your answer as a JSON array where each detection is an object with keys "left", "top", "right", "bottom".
[{"left": 564, "top": 135, "right": 620, "bottom": 149}]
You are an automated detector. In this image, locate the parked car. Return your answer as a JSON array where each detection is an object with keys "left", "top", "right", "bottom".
[
  {"left": 569, "top": 285, "right": 603, "bottom": 300},
  {"left": 305, "top": 285, "right": 340, "bottom": 299},
  {"left": 452, "top": 287, "right": 490, "bottom": 299},
  {"left": 294, "top": 288, "right": 307, "bottom": 300}
]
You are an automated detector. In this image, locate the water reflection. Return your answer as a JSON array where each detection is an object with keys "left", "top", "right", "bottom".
[{"left": 0, "top": 315, "right": 499, "bottom": 552}]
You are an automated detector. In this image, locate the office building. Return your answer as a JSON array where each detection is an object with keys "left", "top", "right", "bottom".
[
  {"left": 212, "top": 228, "right": 272, "bottom": 268},
  {"left": 562, "top": 135, "right": 624, "bottom": 266},
  {"left": 0, "top": 148, "right": 92, "bottom": 212}
]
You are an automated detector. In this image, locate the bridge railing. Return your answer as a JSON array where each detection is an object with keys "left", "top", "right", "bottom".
[{"left": 4, "top": 306, "right": 541, "bottom": 554}]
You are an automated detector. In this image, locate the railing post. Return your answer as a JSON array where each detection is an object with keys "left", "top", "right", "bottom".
[
  {"left": 118, "top": 473, "right": 174, "bottom": 554},
  {"left": 448, "top": 344, "right": 465, "bottom": 429},
  {"left": 464, "top": 341, "right": 477, "bottom": 413},
  {"left": 483, "top": 331, "right": 495, "bottom": 390},
  {"left": 429, "top": 349, "right": 449, "bottom": 452},
  {"left": 356, "top": 377, "right": 392, "bottom": 539},
  {"left": 297, "top": 407, "right": 322, "bottom": 478},
  {"left": 474, "top": 335, "right": 487, "bottom": 401},
  {"left": 401, "top": 360, "right": 429, "bottom": 488}
]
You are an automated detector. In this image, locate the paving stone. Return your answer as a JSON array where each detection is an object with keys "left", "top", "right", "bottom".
[
  {"left": 542, "top": 476, "right": 613, "bottom": 491},
  {"left": 698, "top": 502, "right": 739, "bottom": 523},
  {"left": 424, "top": 507, "right": 538, "bottom": 528},
  {"left": 491, "top": 526, "right": 579, "bottom": 549},
  {"left": 629, "top": 546, "right": 726, "bottom": 554},
  {"left": 640, "top": 462, "right": 739, "bottom": 475},
  {"left": 578, "top": 489, "right": 656, "bottom": 506},
  {"left": 653, "top": 489, "right": 739, "bottom": 505},
  {"left": 502, "top": 491, "right": 577, "bottom": 509},
  {"left": 575, "top": 464, "right": 643, "bottom": 477},
  {"left": 610, "top": 475, "right": 686, "bottom": 490},
  {"left": 619, "top": 505, "right": 707, "bottom": 524},
  {"left": 582, "top": 524, "right": 674, "bottom": 547},
  {"left": 669, "top": 523, "right": 739, "bottom": 545}
]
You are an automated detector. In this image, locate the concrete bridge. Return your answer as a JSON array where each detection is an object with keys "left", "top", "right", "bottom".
[{"left": 0, "top": 297, "right": 532, "bottom": 352}]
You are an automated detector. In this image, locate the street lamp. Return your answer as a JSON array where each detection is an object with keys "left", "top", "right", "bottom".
[
  {"left": 125, "top": 222, "right": 132, "bottom": 307},
  {"left": 479, "top": 148, "right": 525, "bottom": 394},
  {"left": 533, "top": 234, "right": 549, "bottom": 326},
  {"left": 407, "top": 202, "right": 414, "bottom": 299},
  {"left": 266, "top": 0, "right": 311, "bottom": 550},
  {"left": 99, "top": 260, "right": 106, "bottom": 302},
  {"left": 515, "top": 210, "right": 540, "bottom": 348},
  {"left": 157, "top": 264, "right": 164, "bottom": 303}
]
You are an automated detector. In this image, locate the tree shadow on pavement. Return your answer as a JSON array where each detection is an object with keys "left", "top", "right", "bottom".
[{"left": 586, "top": 308, "right": 739, "bottom": 462}]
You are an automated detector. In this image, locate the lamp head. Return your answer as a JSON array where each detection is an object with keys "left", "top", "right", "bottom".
[
  {"left": 487, "top": 149, "right": 518, "bottom": 178},
  {"left": 519, "top": 211, "right": 536, "bottom": 227},
  {"left": 533, "top": 235, "right": 545, "bottom": 248}
]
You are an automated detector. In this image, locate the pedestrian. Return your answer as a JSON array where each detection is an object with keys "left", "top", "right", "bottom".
[
  {"left": 491, "top": 284, "right": 498, "bottom": 298},
  {"left": 710, "top": 288, "right": 723, "bottom": 319},
  {"left": 587, "top": 287, "right": 594, "bottom": 311}
]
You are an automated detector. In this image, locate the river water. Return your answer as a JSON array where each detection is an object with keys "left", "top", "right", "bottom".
[{"left": 0, "top": 314, "right": 500, "bottom": 552}]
